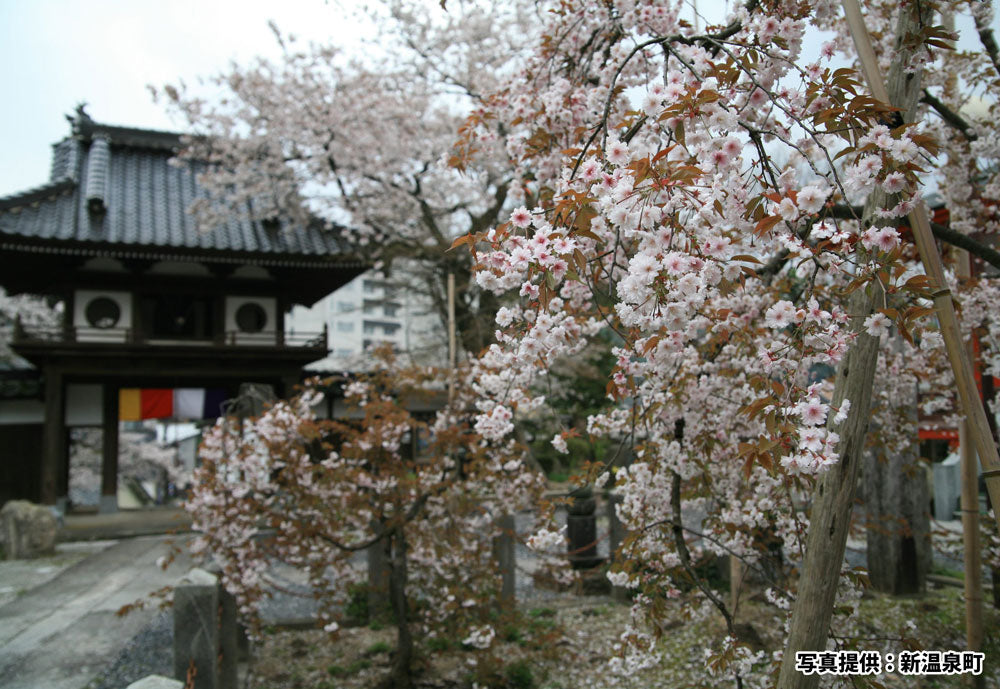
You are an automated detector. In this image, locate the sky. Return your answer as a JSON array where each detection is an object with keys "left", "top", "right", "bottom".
[
  {"left": 0, "top": 0, "right": 370, "bottom": 197},
  {"left": 1, "top": 2, "right": 997, "bottom": 199}
]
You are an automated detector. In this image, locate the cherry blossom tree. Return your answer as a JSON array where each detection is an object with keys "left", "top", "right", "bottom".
[
  {"left": 0, "top": 287, "right": 61, "bottom": 364},
  {"left": 451, "top": 0, "right": 1000, "bottom": 686},
  {"left": 68, "top": 426, "right": 190, "bottom": 506},
  {"left": 186, "top": 351, "right": 562, "bottom": 689},
  {"left": 157, "top": 1, "right": 544, "bottom": 355}
]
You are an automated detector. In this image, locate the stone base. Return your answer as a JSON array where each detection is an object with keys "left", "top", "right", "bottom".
[
  {"left": 1, "top": 500, "right": 58, "bottom": 559},
  {"left": 98, "top": 494, "right": 119, "bottom": 515}
]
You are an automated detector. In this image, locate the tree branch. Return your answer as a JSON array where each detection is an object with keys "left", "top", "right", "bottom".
[
  {"left": 975, "top": 11, "right": 1000, "bottom": 78},
  {"left": 828, "top": 204, "right": 1000, "bottom": 271},
  {"left": 920, "top": 90, "right": 977, "bottom": 141}
]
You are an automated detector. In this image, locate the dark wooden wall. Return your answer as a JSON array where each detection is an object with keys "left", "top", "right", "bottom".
[{"left": 0, "top": 424, "right": 44, "bottom": 505}]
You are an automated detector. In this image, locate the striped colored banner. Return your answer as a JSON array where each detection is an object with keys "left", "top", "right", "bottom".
[{"left": 118, "top": 388, "right": 228, "bottom": 420}]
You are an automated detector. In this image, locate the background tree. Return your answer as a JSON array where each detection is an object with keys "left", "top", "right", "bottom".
[
  {"left": 0, "top": 287, "right": 60, "bottom": 365},
  {"left": 158, "top": 1, "right": 544, "bottom": 356},
  {"left": 68, "top": 426, "right": 190, "bottom": 507},
  {"left": 187, "top": 351, "right": 563, "bottom": 689}
]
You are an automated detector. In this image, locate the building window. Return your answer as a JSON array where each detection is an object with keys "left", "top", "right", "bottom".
[
  {"left": 85, "top": 297, "right": 121, "bottom": 329},
  {"left": 141, "top": 295, "right": 214, "bottom": 339},
  {"left": 384, "top": 304, "right": 399, "bottom": 317},
  {"left": 235, "top": 303, "right": 267, "bottom": 333},
  {"left": 363, "top": 321, "right": 402, "bottom": 336},
  {"left": 337, "top": 321, "right": 354, "bottom": 332},
  {"left": 337, "top": 301, "right": 354, "bottom": 312}
]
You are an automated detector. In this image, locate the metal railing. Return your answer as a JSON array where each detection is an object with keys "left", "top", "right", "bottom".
[{"left": 12, "top": 318, "right": 328, "bottom": 349}]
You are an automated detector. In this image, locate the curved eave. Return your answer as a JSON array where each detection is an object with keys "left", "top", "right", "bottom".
[{"left": 0, "top": 233, "right": 369, "bottom": 270}]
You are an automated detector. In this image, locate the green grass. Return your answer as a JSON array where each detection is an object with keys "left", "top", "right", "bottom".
[
  {"left": 930, "top": 564, "right": 964, "bottom": 580},
  {"left": 365, "top": 640, "right": 392, "bottom": 655},
  {"left": 528, "top": 607, "right": 556, "bottom": 618},
  {"left": 503, "top": 625, "right": 523, "bottom": 643},
  {"left": 426, "top": 636, "right": 451, "bottom": 652},
  {"left": 505, "top": 660, "right": 535, "bottom": 689},
  {"left": 326, "top": 659, "right": 371, "bottom": 678}
]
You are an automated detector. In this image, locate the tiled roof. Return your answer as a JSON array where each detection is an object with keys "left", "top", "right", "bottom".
[{"left": 0, "top": 109, "right": 359, "bottom": 262}]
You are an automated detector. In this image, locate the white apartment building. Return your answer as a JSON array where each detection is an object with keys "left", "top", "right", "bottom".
[{"left": 291, "top": 269, "right": 443, "bottom": 372}]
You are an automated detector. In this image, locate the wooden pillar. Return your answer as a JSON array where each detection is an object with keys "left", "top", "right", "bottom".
[
  {"left": 58, "top": 433, "right": 71, "bottom": 509},
  {"left": 100, "top": 383, "right": 119, "bottom": 514},
  {"left": 63, "top": 291, "right": 75, "bottom": 342},
  {"left": 281, "top": 375, "right": 299, "bottom": 400},
  {"left": 275, "top": 299, "right": 286, "bottom": 347},
  {"left": 40, "top": 367, "right": 65, "bottom": 506}
]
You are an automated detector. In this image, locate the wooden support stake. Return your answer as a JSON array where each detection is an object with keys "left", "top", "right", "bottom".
[
  {"left": 842, "top": 0, "right": 1000, "bottom": 535},
  {"left": 957, "top": 250, "right": 985, "bottom": 686},
  {"left": 729, "top": 555, "right": 742, "bottom": 615},
  {"left": 447, "top": 273, "right": 456, "bottom": 404},
  {"left": 778, "top": 5, "right": 930, "bottom": 687}
]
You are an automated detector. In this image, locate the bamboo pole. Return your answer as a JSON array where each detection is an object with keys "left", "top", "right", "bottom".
[
  {"left": 841, "top": 0, "right": 1000, "bottom": 535},
  {"left": 778, "top": 5, "right": 934, "bottom": 687},
  {"left": 447, "top": 273, "right": 456, "bottom": 405},
  {"left": 957, "top": 250, "right": 985, "bottom": 688},
  {"left": 729, "top": 555, "right": 742, "bottom": 614}
]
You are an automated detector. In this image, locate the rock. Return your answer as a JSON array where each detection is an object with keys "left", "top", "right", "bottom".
[
  {"left": 1, "top": 500, "right": 58, "bottom": 559},
  {"left": 126, "top": 675, "right": 184, "bottom": 689},
  {"left": 178, "top": 567, "right": 218, "bottom": 587}
]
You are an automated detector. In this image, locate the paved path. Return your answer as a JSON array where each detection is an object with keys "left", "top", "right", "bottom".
[{"left": 0, "top": 535, "right": 192, "bottom": 689}]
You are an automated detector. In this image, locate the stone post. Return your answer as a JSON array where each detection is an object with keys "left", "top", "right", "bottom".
[
  {"left": 173, "top": 568, "right": 237, "bottom": 689},
  {"left": 605, "top": 491, "right": 628, "bottom": 601},
  {"left": 933, "top": 454, "right": 961, "bottom": 521},
  {"left": 217, "top": 584, "right": 239, "bottom": 687},
  {"left": 493, "top": 513, "right": 516, "bottom": 603},
  {"left": 567, "top": 486, "right": 601, "bottom": 570},
  {"left": 606, "top": 491, "right": 624, "bottom": 558}
]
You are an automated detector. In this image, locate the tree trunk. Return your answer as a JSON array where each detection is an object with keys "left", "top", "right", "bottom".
[
  {"left": 380, "top": 529, "right": 414, "bottom": 689},
  {"left": 776, "top": 4, "right": 929, "bottom": 688},
  {"left": 864, "top": 385, "right": 930, "bottom": 594}
]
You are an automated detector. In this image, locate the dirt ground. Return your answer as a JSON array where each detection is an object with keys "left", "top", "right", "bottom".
[{"left": 244, "top": 582, "right": 999, "bottom": 689}]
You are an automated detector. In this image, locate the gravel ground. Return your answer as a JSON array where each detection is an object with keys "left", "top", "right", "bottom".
[
  {"left": 85, "top": 611, "right": 173, "bottom": 689},
  {"left": 64, "top": 507, "right": 980, "bottom": 689},
  {"left": 75, "top": 509, "right": 588, "bottom": 688}
]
